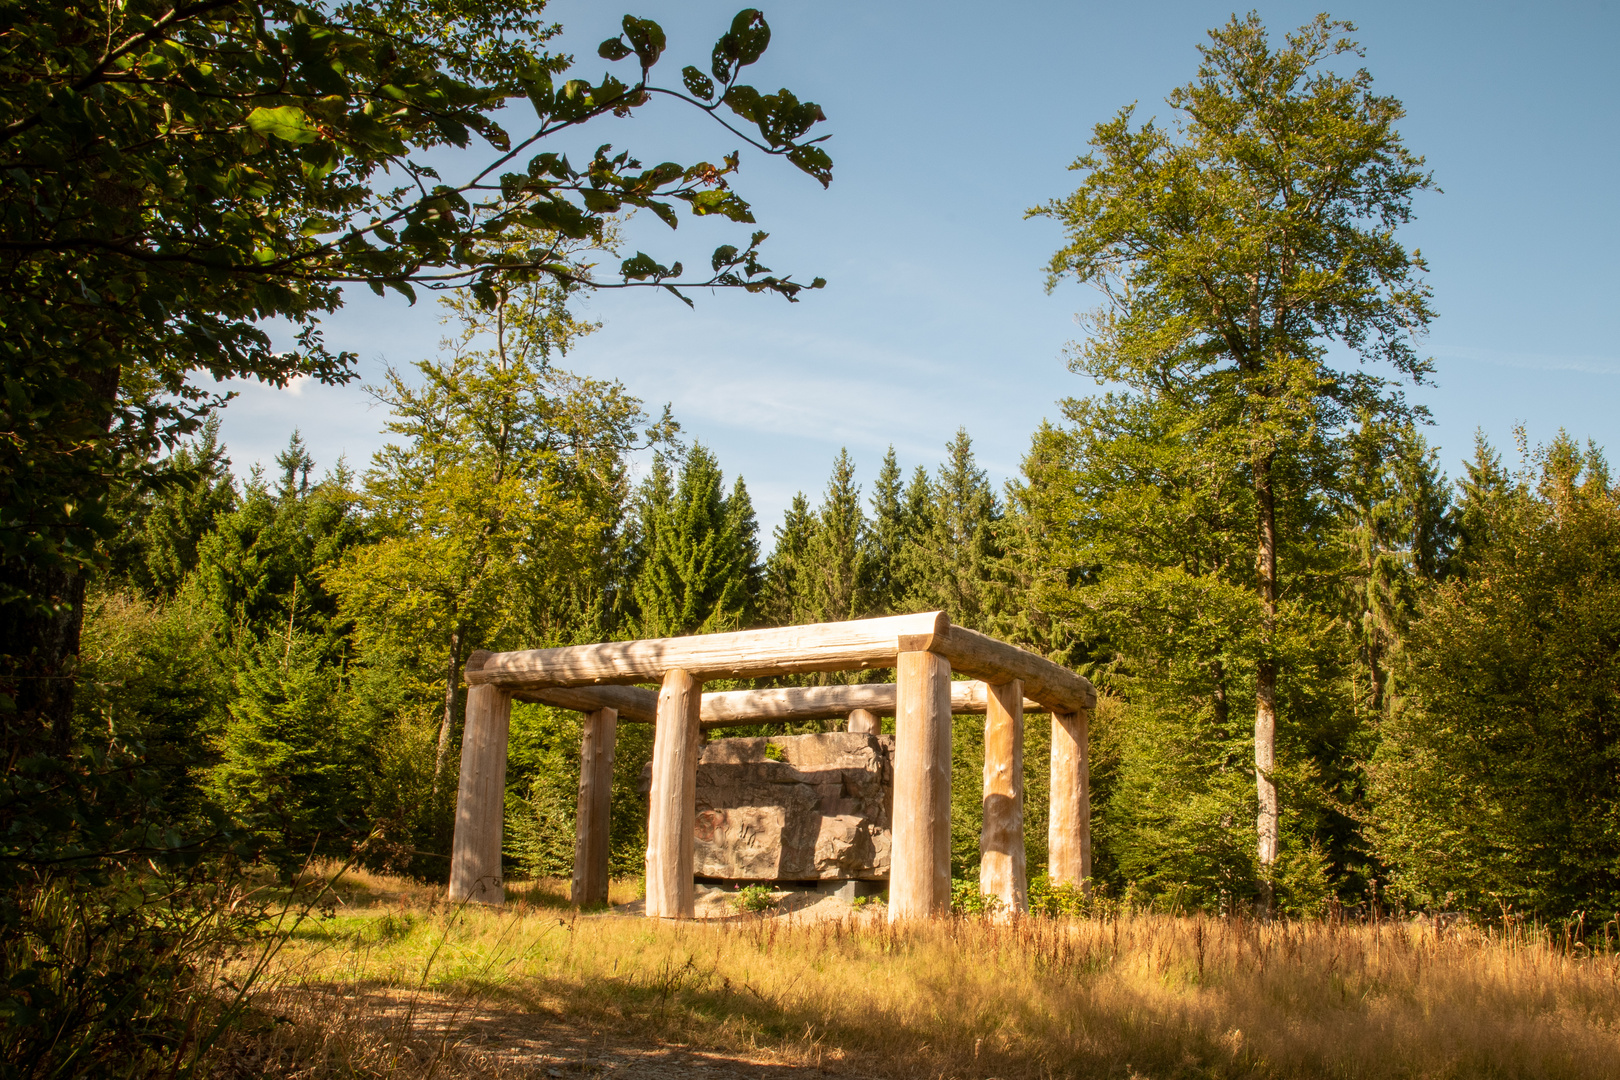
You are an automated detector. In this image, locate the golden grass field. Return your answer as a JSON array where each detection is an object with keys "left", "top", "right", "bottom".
[{"left": 219, "top": 867, "right": 1620, "bottom": 1080}]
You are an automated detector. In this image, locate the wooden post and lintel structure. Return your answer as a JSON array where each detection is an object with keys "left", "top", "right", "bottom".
[{"left": 449, "top": 612, "right": 1096, "bottom": 919}]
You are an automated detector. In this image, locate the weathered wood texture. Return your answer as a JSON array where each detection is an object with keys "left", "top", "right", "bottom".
[
  {"left": 646, "top": 668, "right": 702, "bottom": 919},
  {"left": 519, "top": 680, "right": 1038, "bottom": 728},
  {"left": 570, "top": 707, "right": 617, "bottom": 907},
  {"left": 846, "top": 708, "right": 880, "bottom": 734},
  {"left": 447, "top": 684, "right": 512, "bottom": 904},
  {"left": 522, "top": 684, "right": 657, "bottom": 723},
  {"left": 466, "top": 612, "right": 948, "bottom": 690},
  {"left": 900, "top": 626, "right": 1096, "bottom": 715},
  {"left": 890, "top": 650, "right": 952, "bottom": 921},
  {"left": 979, "top": 680, "right": 1027, "bottom": 913},
  {"left": 1048, "top": 709, "right": 1092, "bottom": 890}
]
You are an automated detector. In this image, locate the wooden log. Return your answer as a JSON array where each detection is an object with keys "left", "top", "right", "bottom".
[
  {"left": 899, "top": 625, "right": 1096, "bottom": 715},
  {"left": 519, "top": 684, "right": 658, "bottom": 723},
  {"left": 447, "top": 684, "right": 512, "bottom": 904},
  {"left": 696, "top": 681, "right": 1040, "bottom": 728},
  {"left": 846, "top": 708, "right": 880, "bottom": 734},
  {"left": 467, "top": 611, "right": 949, "bottom": 690},
  {"left": 890, "top": 650, "right": 952, "bottom": 921},
  {"left": 1048, "top": 709, "right": 1092, "bottom": 892},
  {"left": 570, "top": 707, "right": 617, "bottom": 907},
  {"left": 645, "top": 668, "right": 702, "bottom": 919},
  {"left": 979, "top": 680, "right": 1027, "bottom": 913}
]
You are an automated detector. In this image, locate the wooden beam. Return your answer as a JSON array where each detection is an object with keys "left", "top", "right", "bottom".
[
  {"left": 890, "top": 650, "right": 952, "bottom": 921},
  {"left": 518, "top": 684, "right": 658, "bottom": 723},
  {"left": 900, "top": 625, "right": 1096, "bottom": 715},
  {"left": 979, "top": 680, "right": 1027, "bottom": 914},
  {"left": 646, "top": 668, "right": 701, "bottom": 919},
  {"left": 1048, "top": 710, "right": 1091, "bottom": 892},
  {"left": 447, "top": 685, "right": 512, "bottom": 905},
  {"left": 510, "top": 679, "right": 1039, "bottom": 726},
  {"left": 846, "top": 708, "right": 880, "bottom": 734},
  {"left": 466, "top": 611, "right": 949, "bottom": 690},
  {"left": 570, "top": 707, "right": 617, "bottom": 907}
]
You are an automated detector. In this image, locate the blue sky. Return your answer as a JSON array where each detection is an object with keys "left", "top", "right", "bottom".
[{"left": 221, "top": 1, "right": 1620, "bottom": 532}]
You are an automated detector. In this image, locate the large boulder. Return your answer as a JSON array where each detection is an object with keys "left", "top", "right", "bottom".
[{"left": 645, "top": 731, "right": 894, "bottom": 882}]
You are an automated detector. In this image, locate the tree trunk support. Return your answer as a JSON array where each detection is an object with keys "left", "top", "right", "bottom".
[
  {"left": 447, "top": 683, "right": 512, "bottom": 904},
  {"left": 1048, "top": 709, "right": 1091, "bottom": 893},
  {"left": 571, "top": 706, "right": 618, "bottom": 907},
  {"left": 980, "top": 679, "right": 1026, "bottom": 913},
  {"left": 890, "top": 649, "right": 952, "bottom": 920},
  {"left": 646, "top": 668, "right": 701, "bottom": 919},
  {"left": 846, "top": 707, "right": 879, "bottom": 734}
]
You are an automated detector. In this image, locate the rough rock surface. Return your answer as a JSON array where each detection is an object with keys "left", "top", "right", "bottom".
[{"left": 644, "top": 732, "right": 894, "bottom": 882}]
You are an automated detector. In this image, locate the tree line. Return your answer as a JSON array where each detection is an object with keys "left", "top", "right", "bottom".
[{"left": 6, "top": 5, "right": 1618, "bottom": 1074}]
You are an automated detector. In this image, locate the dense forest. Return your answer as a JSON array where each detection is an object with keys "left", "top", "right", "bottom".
[{"left": 82, "top": 267, "right": 1620, "bottom": 920}]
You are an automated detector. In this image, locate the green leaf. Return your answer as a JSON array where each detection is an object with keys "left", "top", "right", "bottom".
[
  {"left": 723, "top": 85, "right": 762, "bottom": 123},
  {"left": 787, "top": 144, "right": 833, "bottom": 187},
  {"left": 712, "top": 9, "right": 771, "bottom": 80},
  {"left": 598, "top": 38, "right": 632, "bottom": 61},
  {"left": 622, "top": 16, "right": 667, "bottom": 70},
  {"left": 682, "top": 66, "right": 716, "bottom": 101},
  {"left": 246, "top": 106, "right": 320, "bottom": 145}
]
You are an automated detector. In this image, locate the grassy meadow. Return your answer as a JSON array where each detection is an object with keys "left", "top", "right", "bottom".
[{"left": 222, "top": 868, "right": 1620, "bottom": 1080}]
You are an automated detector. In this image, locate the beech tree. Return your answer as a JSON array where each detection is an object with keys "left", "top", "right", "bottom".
[
  {"left": 1032, "top": 13, "right": 1434, "bottom": 909},
  {"left": 1, "top": 0, "right": 831, "bottom": 765}
]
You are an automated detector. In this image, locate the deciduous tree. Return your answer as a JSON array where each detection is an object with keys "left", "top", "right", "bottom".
[{"left": 1032, "top": 13, "right": 1435, "bottom": 908}]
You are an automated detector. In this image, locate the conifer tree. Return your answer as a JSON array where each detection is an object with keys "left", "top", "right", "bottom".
[
  {"left": 800, "top": 449, "right": 874, "bottom": 622},
  {"left": 108, "top": 417, "right": 237, "bottom": 599},
  {"left": 631, "top": 445, "right": 759, "bottom": 636},
  {"left": 762, "top": 492, "right": 816, "bottom": 626},
  {"left": 868, "top": 448, "right": 909, "bottom": 614},
  {"left": 209, "top": 634, "right": 371, "bottom": 876},
  {"left": 1371, "top": 432, "right": 1620, "bottom": 917},
  {"left": 906, "top": 429, "right": 1000, "bottom": 628}
]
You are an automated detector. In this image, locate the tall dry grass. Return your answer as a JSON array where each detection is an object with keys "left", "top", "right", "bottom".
[{"left": 249, "top": 872, "right": 1620, "bottom": 1079}]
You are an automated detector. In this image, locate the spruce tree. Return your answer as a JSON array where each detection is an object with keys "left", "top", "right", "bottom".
[
  {"left": 801, "top": 449, "right": 874, "bottom": 622},
  {"left": 906, "top": 429, "right": 1000, "bottom": 628},
  {"left": 869, "top": 447, "right": 908, "bottom": 614},
  {"left": 763, "top": 492, "right": 816, "bottom": 626},
  {"left": 209, "top": 634, "right": 370, "bottom": 876},
  {"left": 631, "top": 445, "right": 758, "bottom": 636}
]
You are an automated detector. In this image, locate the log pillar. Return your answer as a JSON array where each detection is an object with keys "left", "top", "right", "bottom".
[
  {"left": 646, "top": 668, "right": 702, "bottom": 919},
  {"left": 847, "top": 708, "right": 880, "bottom": 734},
  {"left": 448, "top": 683, "right": 513, "bottom": 904},
  {"left": 1048, "top": 709, "right": 1092, "bottom": 892},
  {"left": 890, "top": 650, "right": 952, "bottom": 921},
  {"left": 571, "top": 707, "right": 618, "bottom": 907},
  {"left": 980, "top": 680, "right": 1027, "bottom": 913}
]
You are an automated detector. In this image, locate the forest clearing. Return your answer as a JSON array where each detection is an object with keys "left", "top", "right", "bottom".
[
  {"left": 220, "top": 868, "right": 1620, "bottom": 1080},
  {"left": 7, "top": 1, "right": 1620, "bottom": 1077}
]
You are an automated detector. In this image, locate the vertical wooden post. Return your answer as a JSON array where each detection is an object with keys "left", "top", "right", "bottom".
[
  {"left": 890, "top": 650, "right": 952, "bottom": 921},
  {"left": 847, "top": 708, "right": 880, "bottom": 734},
  {"left": 646, "top": 668, "right": 701, "bottom": 919},
  {"left": 980, "top": 680, "right": 1026, "bottom": 913},
  {"left": 447, "top": 683, "right": 512, "bottom": 904},
  {"left": 1048, "top": 709, "right": 1092, "bottom": 892},
  {"left": 571, "top": 706, "right": 618, "bottom": 907}
]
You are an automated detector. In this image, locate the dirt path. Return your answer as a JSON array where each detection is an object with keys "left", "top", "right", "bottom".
[{"left": 243, "top": 984, "right": 858, "bottom": 1080}]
